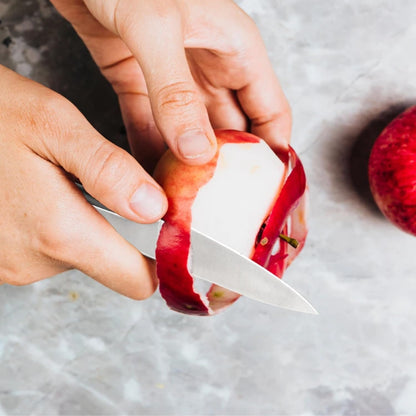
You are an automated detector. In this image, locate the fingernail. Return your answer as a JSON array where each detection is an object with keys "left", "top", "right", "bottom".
[
  {"left": 130, "top": 182, "right": 166, "bottom": 221},
  {"left": 177, "top": 130, "right": 212, "bottom": 159}
]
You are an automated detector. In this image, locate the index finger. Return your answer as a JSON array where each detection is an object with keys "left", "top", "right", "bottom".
[
  {"left": 237, "top": 40, "right": 292, "bottom": 150},
  {"left": 114, "top": 0, "right": 217, "bottom": 164}
]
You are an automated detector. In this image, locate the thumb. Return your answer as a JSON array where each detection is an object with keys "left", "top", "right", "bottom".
[
  {"left": 43, "top": 110, "right": 168, "bottom": 224},
  {"left": 113, "top": 1, "right": 217, "bottom": 164}
]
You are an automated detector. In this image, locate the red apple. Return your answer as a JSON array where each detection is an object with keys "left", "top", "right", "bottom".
[
  {"left": 369, "top": 105, "right": 416, "bottom": 235},
  {"left": 153, "top": 130, "right": 308, "bottom": 315}
]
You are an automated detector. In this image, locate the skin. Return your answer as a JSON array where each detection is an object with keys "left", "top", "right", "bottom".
[{"left": 0, "top": 0, "right": 291, "bottom": 299}]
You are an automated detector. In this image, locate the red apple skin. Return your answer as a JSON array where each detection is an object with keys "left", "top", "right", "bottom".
[{"left": 369, "top": 105, "right": 416, "bottom": 235}]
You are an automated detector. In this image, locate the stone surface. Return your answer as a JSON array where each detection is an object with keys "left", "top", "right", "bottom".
[{"left": 1, "top": 0, "right": 416, "bottom": 414}]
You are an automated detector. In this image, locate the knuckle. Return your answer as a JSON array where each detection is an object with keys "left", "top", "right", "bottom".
[
  {"left": 87, "top": 0, "right": 119, "bottom": 30},
  {"left": 224, "top": 13, "right": 262, "bottom": 59},
  {"left": 25, "top": 91, "right": 76, "bottom": 139},
  {"left": 1, "top": 267, "right": 35, "bottom": 286},
  {"left": 251, "top": 104, "right": 292, "bottom": 130},
  {"left": 5, "top": 277, "right": 34, "bottom": 287},
  {"left": 87, "top": 141, "right": 131, "bottom": 194},
  {"left": 117, "top": 0, "right": 180, "bottom": 38},
  {"left": 1, "top": 267, "right": 18, "bottom": 285},
  {"left": 130, "top": 281, "right": 158, "bottom": 301},
  {"left": 251, "top": 111, "right": 283, "bottom": 129},
  {"left": 151, "top": 0, "right": 180, "bottom": 21},
  {"left": 101, "top": 57, "right": 144, "bottom": 94},
  {"left": 156, "top": 82, "right": 200, "bottom": 115},
  {"left": 124, "top": 261, "right": 158, "bottom": 301},
  {"left": 34, "top": 214, "right": 75, "bottom": 265},
  {"left": 36, "top": 91, "right": 73, "bottom": 123}
]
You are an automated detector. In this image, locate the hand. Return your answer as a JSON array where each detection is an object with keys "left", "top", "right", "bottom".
[
  {"left": 50, "top": 0, "right": 292, "bottom": 172},
  {"left": 0, "top": 65, "right": 167, "bottom": 298}
]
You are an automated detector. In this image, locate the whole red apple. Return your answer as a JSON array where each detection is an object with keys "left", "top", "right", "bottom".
[{"left": 369, "top": 105, "right": 416, "bottom": 235}]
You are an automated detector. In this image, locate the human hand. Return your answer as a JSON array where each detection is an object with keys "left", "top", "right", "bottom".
[
  {"left": 50, "top": 0, "right": 291, "bottom": 171},
  {"left": 0, "top": 65, "right": 167, "bottom": 297}
]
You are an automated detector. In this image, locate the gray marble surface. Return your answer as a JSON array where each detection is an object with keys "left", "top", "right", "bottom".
[{"left": 1, "top": 0, "right": 416, "bottom": 415}]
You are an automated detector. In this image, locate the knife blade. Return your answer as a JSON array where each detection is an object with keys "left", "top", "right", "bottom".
[{"left": 80, "top": 187, "right": 316, "bottom": 314}]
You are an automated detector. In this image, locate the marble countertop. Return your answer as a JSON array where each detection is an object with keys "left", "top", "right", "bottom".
[{"left": 1, "top": 0, "right": 416, "bottom": 414}]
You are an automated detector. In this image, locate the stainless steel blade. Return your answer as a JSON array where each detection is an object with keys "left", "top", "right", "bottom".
[
  {"left": 85, "top": 195, "right": 163, "bottom": 260},
  {"left": 189, "top": 232, "right": 317, "bottom": 314},
  {"left": 81, "top": 187, "right": 316, "bottom": 314}
]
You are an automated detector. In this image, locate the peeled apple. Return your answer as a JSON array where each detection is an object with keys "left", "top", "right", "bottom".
[{"left": 153, "top": 130, "right": 308, "bottom": 315}]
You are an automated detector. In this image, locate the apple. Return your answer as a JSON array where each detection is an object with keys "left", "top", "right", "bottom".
[
  {"left": 369, "top": 105, "right": 416, "bottom": 235},
  {"left": 153, "top": 130, "right": 308, "bottom": 315}
]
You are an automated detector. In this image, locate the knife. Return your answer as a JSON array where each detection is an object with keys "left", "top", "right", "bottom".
[{"left": 79, "top": 186, "right": 317, "bottom": 314}]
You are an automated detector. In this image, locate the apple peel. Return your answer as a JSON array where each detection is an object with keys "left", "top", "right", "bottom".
[
  {"left": 252, "top": 148, "right": 308, "bottom": 277},
  {"left": 154, "top": 130, "right": 308, "bottom": 315}
]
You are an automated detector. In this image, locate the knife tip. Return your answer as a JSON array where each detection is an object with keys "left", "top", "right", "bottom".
[
  {"left": 297, "top": 300, "right": 318, "bottom": 315},
  {"left": 286, "top": 293, "right": 318, "bottom": 315},
  {"left": 306, "top": 304, "right": 319, "bottom": 315}
]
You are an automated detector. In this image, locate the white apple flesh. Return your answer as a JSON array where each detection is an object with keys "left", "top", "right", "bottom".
[{"left": 190, "top": 140, "right": 286, "bottom": 257}]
